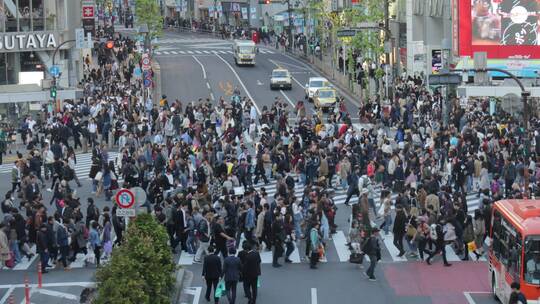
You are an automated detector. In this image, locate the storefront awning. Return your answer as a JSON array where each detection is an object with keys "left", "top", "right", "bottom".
[{"left": 0, "top": 84, "right": 83, "bottom": 103}]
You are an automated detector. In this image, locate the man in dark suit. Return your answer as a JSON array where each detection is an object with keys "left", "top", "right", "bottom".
[
  {"left": 243, "top": 242, "right": 262, "bottom": 304},
  {"left": 24, "top": 175, "right": 40, "bottom": 202},
  {"left": 173, "top": 203, "right": 188, "bottom": 253},
  {"left": 223, "top": 247, "right": 242, "bottom": 304},
  {"left": 202, "top": 246, "right": 222, "bottom": 303}
]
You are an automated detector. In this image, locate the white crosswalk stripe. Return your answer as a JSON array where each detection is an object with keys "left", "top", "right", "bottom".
[
  {"left": 186, "top": 51, "right": 194, "bottom": 54},
  {"left": 163, "top": 51, "right": 170, "bottom": 55},
  {"left": 0, "top": 152, "right": 119, "bottom": 181},
  {"left": 171, "top": 51, "right": 178, "bottom": 54}
]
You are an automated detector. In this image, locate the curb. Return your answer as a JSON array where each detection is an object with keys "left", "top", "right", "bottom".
[{"left": 172, "top": 268, "right": 186, "bottom": 304}]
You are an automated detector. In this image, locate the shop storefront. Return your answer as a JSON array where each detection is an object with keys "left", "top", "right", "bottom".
[{"left": 0, "top": 0, "right": 82, "bottom": 124}]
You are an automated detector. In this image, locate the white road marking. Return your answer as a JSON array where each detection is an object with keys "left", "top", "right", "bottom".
[
  {"left": 13, "top": 245, "right": 37, "bottom": 270},
  {"left": 219, "top": 50, "right": 227, "bottom": 54},
  {"left": 32, "top": 288, "right": 78, "bottom": 300},
  {"left": 191, "top": 55, "right": 207, "bottom": 79},
  {"left": 179, "top": 51, "right": 186, "bottom": 54},
  {"left": 215, "top": 54, "right": 261, "bottom": 115},
  {"left": 381, "top": 232, "right": 407, "bottom": 262},
  {"left": 163, "top": 51, "right": 170, "bottom": 55},
  {"left": 256, "top": 80, "right": 263, "bottom": 85},
  {"left": 311, "top": 288, "right": 318, "bottom": 304},
  {"left": 206, "top": 83, "right": 211, "bottom": 89},
  {"left": 333, "top": 231, "right": 350, "bottom": 262},
  {"left": 279, "top": 90, "right": 296, "bottom": 108},
  {"left": 183, "top": 287, "right": 202, "bottom": 304},
  {"left": 170, "top": 51, "right": 178, "bottom": 54},
  {"left": 445, "top": 244, "right": 462, "bottom": 262},
  {"left": 0, "top": 282, "right": 95, "bottom": 289},
  {"left": 186, "top": 51, "right": 194, "bottom": 54},
  {"left": 0, "top": 287, "right": 14, "bottom": 304},
  {"left": 464, "top": 292, "right": 476, "bottom": 304},
  {"left": 178, "top": 252, "right": 194, "bottom": 265},
  {"left": 210, "top": 93, "right": 215, "bottom": 101},
  {"left": 202, "top": 50, "right": 210, "bottom": 54}
]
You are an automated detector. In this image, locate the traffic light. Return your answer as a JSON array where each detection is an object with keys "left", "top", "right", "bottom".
[
  {"left": 105, "top": 40, "right": 114, "bottom": 49},
  {"left": 259, "top": 0, "right": 271, "bottom": 4},
  {"left": 50, "top": 86, "right": 57, "bottom": 99}
]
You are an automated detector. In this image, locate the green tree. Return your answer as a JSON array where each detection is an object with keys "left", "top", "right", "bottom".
[
  {"left": 135, "top": 0, "right": 164, "bottom": 39},
  {"left": 95, "top": 214, "right": 175, "bottom": 304}
]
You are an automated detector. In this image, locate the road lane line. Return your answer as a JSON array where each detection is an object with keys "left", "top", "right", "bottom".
[
  {"left": 210, "top": 93, "right": 215, "bottom": 101},
  {"left": 279, "top": 90, "right": 296, "bottom": 108},
  {"left": 463, "top": 292, "right": 476, "bottom": 304},
  {"left": 206, "top": 83, "right": 211, "bottom": 89},
  {"left": 215, "top": 54, "right": 261, "bottom": 115},
  {"left": 191, "top": 55, "right": 207, "bottom": 79},
  {"left": 0, "top": 287, "right": 14, "bottom": 304},
  {"left": 311, "top": 288, "right": 318, "bottom": 304}
]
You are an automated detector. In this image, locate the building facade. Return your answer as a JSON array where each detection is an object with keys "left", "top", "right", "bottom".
[{"left": 0, "top": 0, "right": 83, "bottom": 121}]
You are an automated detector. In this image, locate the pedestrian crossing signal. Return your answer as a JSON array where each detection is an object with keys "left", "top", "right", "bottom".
[
  {"left": 50, "top": 86, "right": 57, "bottom": 99},
  {"left": 259, "top": 0, "right": 271, "bottom": 4}
]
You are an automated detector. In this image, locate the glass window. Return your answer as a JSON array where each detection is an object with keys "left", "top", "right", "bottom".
[
  {"left": 4, "top": 0, "right": 17, "bottom": 32},
  {"left": 0, "top": 53, "right": 7, "bottom": 85},
  {"left": 32, "top": 0, "right": 44, "bottom": 30},
  {"left": 272, "top": 70, "right": 288, "bottom": 77},
  {"left": 318, "top": 90, "right": 335, "bottom": 98},
  {"left": 19, "top": 0, "right": 31, "bottom": 31},
  {"left": 238, "top": 46, "right": 254, "bottom": 54},
  {"left": 524, "top": 237, "right": 540, "bottom": 285}
]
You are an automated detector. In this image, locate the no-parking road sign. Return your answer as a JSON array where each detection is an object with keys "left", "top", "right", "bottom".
[{"left": 115, "top": 188, "right": 135, "bottom": 209}]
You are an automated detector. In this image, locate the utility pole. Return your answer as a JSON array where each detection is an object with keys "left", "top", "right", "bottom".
[
  {"left": 287, "top": 0, "right": 293, "bottom": 50},
  {"left": 383, "top": 0, "right": 390, "bottom": 66}
]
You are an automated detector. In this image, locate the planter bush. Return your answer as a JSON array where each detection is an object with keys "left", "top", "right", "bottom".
[{"left": 95, "top": 213, "right": 175, "bottom": 304}]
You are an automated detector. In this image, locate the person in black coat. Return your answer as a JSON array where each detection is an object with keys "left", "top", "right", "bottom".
[
  {"left": 242, "top": 242, "right": 261, "bottom": 304},
  {"left": 223, "top": 247, "right": 242, "bottom": 304},
  {"left": 202, "top": 246, "right": 222, "bottom": 304},
  {"left": 36, "top": 224, "right": 50, "bottom": 273},
  {"left": 393, "top": 205, "right": 407, "bottom": 257}
]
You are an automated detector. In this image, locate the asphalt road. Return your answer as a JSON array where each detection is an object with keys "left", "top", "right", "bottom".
[
  {"left": 156, "top": 32, "right": 360, "bottom": 120},
  {"left": 0, "top": 30, "right": 499, "bottom": 304}
]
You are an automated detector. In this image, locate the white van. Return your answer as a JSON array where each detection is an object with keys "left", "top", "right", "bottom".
[{"left": 232, "top": 40, "right": 256, "bottom": 66}]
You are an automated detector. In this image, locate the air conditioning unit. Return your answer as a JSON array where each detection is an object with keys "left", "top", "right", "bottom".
[{"left": 41, "top": 79, "right": 52, "bottom": 89}]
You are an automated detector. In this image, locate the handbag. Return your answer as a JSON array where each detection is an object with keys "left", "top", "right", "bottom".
[
  {"left": 467, "top": 241, "right": 477, "bottom": 253},
  {"left": 318, "top": 244, "right": 325, "bottom": 259},
  {"left": 215, "top": 280, "right": 226, "bottom": 298},
  {"left": 349, "top": 252, "right": 364, "bottom": 264}
]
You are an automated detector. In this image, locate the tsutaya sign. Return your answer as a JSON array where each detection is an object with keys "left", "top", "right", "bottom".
[{"left": 0, "top": 32, "right": 61, "bottom": 52}]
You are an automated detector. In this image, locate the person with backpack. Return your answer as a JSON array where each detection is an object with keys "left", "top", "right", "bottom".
[
  {"left": 362, "top": 228, "right": 382, "bottom": 281},
  {"left": 69, "top": 218, "right": 88, "bottom": 262},
  {"left": 194, "top": 211, "right": 212, "bottom": 263},
  {"left": 425, "top": 219, "right": 452, "bottom": 267}
]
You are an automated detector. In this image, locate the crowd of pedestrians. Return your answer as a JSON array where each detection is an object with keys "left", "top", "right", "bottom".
[{"left": 0, "top": 23, "right": 538, "bottom": 304}]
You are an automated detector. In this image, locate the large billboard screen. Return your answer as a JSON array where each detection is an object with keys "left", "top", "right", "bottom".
[{"left": 459, "top": 0, "right": 540, "bottom": 58}]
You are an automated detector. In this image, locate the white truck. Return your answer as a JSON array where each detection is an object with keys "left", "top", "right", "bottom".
[{"left": 232, "top": 40, "right": 257, "bottom": 66}]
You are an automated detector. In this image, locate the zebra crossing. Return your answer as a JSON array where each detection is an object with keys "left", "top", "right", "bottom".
[
  {"left": 0, "top": 246, "right": 110, "bottom": 271},
  {"left": 0, "top": 152, "right": 120, "bottom": 181},
  {"left": 154, "top": 49, "right": 275, "bottom": 56}
]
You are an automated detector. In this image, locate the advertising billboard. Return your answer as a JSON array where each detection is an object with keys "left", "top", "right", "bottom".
[{"left": 459, "top": 0, "right": 540, "bottom": 58}]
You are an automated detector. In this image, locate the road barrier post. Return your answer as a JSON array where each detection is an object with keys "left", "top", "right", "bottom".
[
  {"left": 24, "top": 276, "right": 30, "bottom": 304},
  {"left": 37, "top": 261, "right": 42, "bottom": 288}
]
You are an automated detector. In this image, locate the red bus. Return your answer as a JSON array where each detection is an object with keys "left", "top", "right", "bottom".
[{"left": 490, "top": 200, "right": 540, "bottom": 303}]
